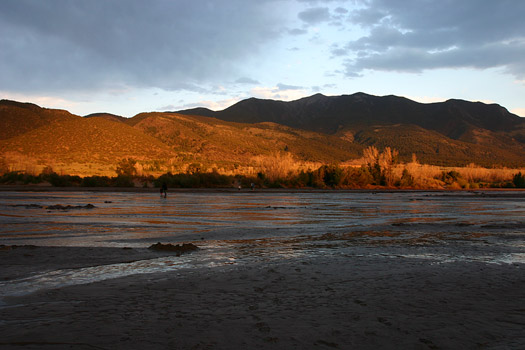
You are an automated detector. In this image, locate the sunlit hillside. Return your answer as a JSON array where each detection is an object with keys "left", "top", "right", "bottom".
[
  {"left": 349, "top": 124, "right": 525, "bottom": 167},
  {"left": 0, "top": 100, "right": 77, "bottom": 140},
  {"left": 0, "top": 116, "right": 177, "bottom": 176},
  {"left": 0, "top": 101, "right": 363, "bottom": 176},
  {"left": 126, "top": 112, "right": 362, "bottom": 168}
]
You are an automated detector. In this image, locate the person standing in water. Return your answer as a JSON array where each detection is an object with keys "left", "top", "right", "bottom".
[{"left": 160, "top": 182, "right": 167, "bottom": 198}]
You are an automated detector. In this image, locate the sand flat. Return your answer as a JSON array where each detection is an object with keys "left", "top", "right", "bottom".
[{"left": 1, "top": 244, "right": 523, "bottom": 350}]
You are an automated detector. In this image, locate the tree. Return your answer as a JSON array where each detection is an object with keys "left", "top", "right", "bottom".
[
  {"left": 115, "top": 158, "right": 137, "bottom": 177},
  {"left": 379, "top": 147, "right": 399, "bottom": 186}
]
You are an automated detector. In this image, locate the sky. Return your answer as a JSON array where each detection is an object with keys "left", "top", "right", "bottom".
[{"left": 1, "top": 0, "right": 524, "bottom": 118}]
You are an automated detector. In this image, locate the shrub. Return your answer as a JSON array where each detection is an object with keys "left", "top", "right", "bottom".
[
  {"left": 317, "top": 165, "right": 343, "bottom": 188},
  {"left": 81, "top": 176, "right": 112, "bottom": 187},
  {"left": 45, "top": 173, "right": 81, "bottom": 187},
  {"left": 399, "top": 168, "right": 415, "bottom": 187},
  {"left": 441, "top": 170, "right": 461, "bottom": 184},
  {"left": 513, "top": 172, "right": 525, "bottom": 188},
  {"left": 114, "top": 175, "right": 134, "bottom": 187}
]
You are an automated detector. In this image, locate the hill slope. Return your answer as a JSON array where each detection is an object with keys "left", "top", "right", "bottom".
[
  {"left": 0, "top": 101, "right": 362, "bottom": 175},
  {"left": 125, "top": 112, "right": 361, "bottom": 165},
  {"left": 0, "top": 100, "right": 79, "bottom": 140},
  {"left": 178, "top": 93, "right": 525, "bottom": 166},
  {"left": 0, "top": 104, "right": 178, "bottom": 176}
]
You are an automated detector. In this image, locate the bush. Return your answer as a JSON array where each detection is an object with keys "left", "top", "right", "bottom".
[
  {"left": 399, "top": 169, "right": 415, "bottom": 187},
  {"left": 319, "top": 165, "right": 343, "bottom": 187},
  {"left": 45, "top": 173, "right": 81, "bottom": 187},
  {"left": 114, "top": 175, "right": 134, "bottom": 187},
  {"left": 81, "top": 176, "right": 112, "bottom": 187},
  {"left": 513, "top": 172, "right": 525, "bottom": 188},
  {"left": 441, "top": 170, "right": 461, "bottom": 184},
  {"left": 154, "top": 171, "right": 234, "bottom": 188},
  {"left": 0, "top": 171, "right": 23, "bottom": 184}
]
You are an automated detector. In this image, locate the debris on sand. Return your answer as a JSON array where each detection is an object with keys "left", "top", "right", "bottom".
[
  {"left": 46, "top": 204, "right": 96, "bottom": 210},
  {"left": 10, "top": 204, "right": 96, "bottom": 210},
  {"left": 11, "top": 204, "right": 44, "bottom": 209},
  {"left": 148, "top": 242, "right": 199, "bottom": 255}
]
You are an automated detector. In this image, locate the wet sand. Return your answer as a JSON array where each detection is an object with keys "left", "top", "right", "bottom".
[{"left": 1, "top": 245, "right": 524, "bottom": 350}]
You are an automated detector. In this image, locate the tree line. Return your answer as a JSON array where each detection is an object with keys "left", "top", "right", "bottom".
[{"left": 1, "top": 148, "right": 525, "bottom": 189}]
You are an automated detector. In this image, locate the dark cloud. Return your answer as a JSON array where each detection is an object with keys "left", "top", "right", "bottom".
[
  {"left": 0, "top": 0, "right": 285, "bottom": 93},
  {"left": 298, "top": 7, "right": 331, "bottom": 24},
  {"left": 344, "top": 0, "right": 525, "bottom": 78}
]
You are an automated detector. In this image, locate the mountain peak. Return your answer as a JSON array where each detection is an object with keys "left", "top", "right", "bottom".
[
  {"left": 0, "top": 99, "right": 41, "bottom": 111},
  {"left": 84, "top": 112, "right": 127, "bottom": 123}
]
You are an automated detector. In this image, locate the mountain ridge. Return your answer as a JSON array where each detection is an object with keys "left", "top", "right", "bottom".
[
  {"left": 177, "top": 92, "right": 523, "bottom": 137},
  {"left": 1, "top": 92, "right": 525, "bottom": 176}
]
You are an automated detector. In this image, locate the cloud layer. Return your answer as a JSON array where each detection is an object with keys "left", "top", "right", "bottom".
[
  {"left": 0, "top": 0, "right": 284, "bottom": 93},
  {"left": 1, "top": 0, "right": 524, "bottom": 113},
  {"left": 343, "top": 0, "right": 525, "bottom": 78}
]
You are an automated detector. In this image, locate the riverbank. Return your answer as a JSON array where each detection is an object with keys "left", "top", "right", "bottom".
[
  {"left": 2, "top": 184, "right": 525, "bottom": 194},
  {"left": 0, "top": 244, "right": 523, "bottom": 349}
]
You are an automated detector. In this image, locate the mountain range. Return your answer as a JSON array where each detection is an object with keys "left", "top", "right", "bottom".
[
  {"left": 1, "top": 92, "right": 524, "bottom": 176},
  {"left": 177, "top": 93, "right": 525, "bottom": 166}
]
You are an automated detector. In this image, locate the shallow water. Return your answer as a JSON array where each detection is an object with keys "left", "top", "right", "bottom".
[
  {"left": 0, "top": 190, "right": 524, "bottom": 298},
  {"left": 1, "top": 190, "right": 524, "bottom": 246}
]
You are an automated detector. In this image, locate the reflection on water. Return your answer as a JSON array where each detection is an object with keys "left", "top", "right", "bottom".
[{"left": 0, "top": 190, "right": 524, "bottom": 297}]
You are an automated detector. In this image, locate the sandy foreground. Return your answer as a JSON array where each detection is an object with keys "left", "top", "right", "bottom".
[{"left": 0, "top": 244, "right": 524, "bottom": 350}]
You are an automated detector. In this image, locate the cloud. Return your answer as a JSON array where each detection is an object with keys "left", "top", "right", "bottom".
[
  {"left": 0, "top": 0, "right": 285, "bottom": 94},
  {"left": 297, "top": 0, "right": 351, "bottom": 3},
  {"left": 288, "top": 28, "right": 309, "bottom": 36},
  {"left": 276, "top": 83, "right": 304, "bottom": 91},
  {"left": 343, "top": 0, "right": 525, "bottom": 78},
  {"left": 157, "top": 104, "right": 178, "bottom": 112},
  {"left": 175, "top": 97, "right": 241, "bottom": 111},
  {"left": 330, "top": 45, "right": 348, "bottom": 57},
  {"left": 235, "top": 77, "right": 261, "bottom": 85},
  {"left": 250, "top": 84, "right": 309, "bottom": 101},
  {"left": 298, "top": 7, "right": 331, "bottom": 25}
]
